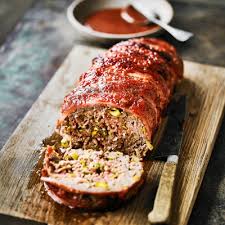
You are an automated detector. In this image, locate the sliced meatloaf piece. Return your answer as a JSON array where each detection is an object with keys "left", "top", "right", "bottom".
[
  {"left": 58, "top": 106, "right": 153, "bottom": 159},
  {"left": 41, "top": 145, "right": 144, "bottom": 209}
]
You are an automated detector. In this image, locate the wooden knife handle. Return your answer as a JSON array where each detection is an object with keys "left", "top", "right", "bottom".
[{"left": 148, "top": 159, "right": 177, "bottom": 224}]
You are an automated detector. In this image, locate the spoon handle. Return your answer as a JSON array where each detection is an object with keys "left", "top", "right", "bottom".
[
  {"left": 149, "top": 16, "right": 193, "bottom": 42},
  {"left": 131, "top": 1, "right": 193, "bottom": 42}
]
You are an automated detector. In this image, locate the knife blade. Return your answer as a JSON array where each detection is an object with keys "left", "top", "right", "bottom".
[
  {"left": 148, "top": 95, "right": 187, "bottom": 224},
  {"left": 151, "top": 95, "right": 187, "bottom": 159}
]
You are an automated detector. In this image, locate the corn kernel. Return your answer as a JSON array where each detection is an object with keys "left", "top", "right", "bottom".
[
  {"left": 109, "top": 108, "right": 121, "bottom": 117},
  {"left": 95, "top": 181, "right": 108, "bottom": 189},
  {"left": 61, "top": 138, "right": 69, "bottom": 148},
  {"left": 146, "top": 140, "right": 154, "bottom": 150},
  {"left": 70, "top": 152, "right": 79, "bottom": 160}
]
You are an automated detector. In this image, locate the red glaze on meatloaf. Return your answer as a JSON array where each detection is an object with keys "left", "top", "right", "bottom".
[{"left": 57, "top": 38, "right": 183, "bottom": 157}]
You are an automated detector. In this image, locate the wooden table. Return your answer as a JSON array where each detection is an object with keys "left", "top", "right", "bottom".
[{"left": 0, "top": 1, "right": 224, "bottom": 224}]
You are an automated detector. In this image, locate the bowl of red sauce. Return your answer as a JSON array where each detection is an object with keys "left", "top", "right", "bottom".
[{"left": 67, "top": 0, "right": 173, "bottom": 42}]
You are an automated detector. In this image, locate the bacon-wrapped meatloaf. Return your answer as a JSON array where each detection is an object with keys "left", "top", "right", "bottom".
[
  {"left": 57, "top": 38, "right": 183, "bottom": 158},
  {"left": 42, "top": 38, "right": 183, "bottom": 209}
]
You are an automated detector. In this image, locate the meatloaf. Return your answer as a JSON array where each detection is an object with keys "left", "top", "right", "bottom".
[
  {"left": 56, "top": 38, "right": 183, "bottom": 158},
  {"left": 42, "top": 38, "right": 183, "bottom": 209},
  {"left": 41, "top": 146, "right": 144, "bottom": 209}
]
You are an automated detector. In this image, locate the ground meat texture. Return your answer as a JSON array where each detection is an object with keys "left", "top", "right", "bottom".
[
  {"left": 41, "top": 146, "right": 144, "bottom": 209},
  {"left": 58, "top": 106, "right": 152, "bottom": 158}
]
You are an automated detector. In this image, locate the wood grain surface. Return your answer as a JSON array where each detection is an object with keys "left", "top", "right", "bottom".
[{"left": 0, "top": 45, "right": 224, "bottom": 225}]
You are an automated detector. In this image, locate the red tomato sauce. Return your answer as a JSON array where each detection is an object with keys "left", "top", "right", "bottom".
[{"left": 84, "top": 6, "right": 158, "bottom": 34}]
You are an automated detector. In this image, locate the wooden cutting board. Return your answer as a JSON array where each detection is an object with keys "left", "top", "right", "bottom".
[{"left": 0, "top": 45, "right": 224, "bottom": 225}]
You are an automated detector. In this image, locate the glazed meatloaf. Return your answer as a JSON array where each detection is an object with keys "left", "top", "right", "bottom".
[
  {"left": 56, "top": 38, "right": 183, "bottom": 158},
  {"left": 42, "top": 38, "right": 183, "bottom": 209}
]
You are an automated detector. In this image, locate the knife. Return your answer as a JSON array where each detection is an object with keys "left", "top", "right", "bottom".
[{"left": 148, "top": 95, "right": 187, "bottom": 224}]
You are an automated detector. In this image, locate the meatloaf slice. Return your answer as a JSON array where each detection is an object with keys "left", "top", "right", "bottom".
[
  {"left": 41, "top": 145, "right": 144, "bottom": 209},
  {"left": 57, "top": 106, "right": 153, "bottom": 159}
]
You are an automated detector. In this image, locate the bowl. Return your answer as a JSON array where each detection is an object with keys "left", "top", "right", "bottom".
[{"left": 67, "top": 0, "right": 174, "bottom": 43}]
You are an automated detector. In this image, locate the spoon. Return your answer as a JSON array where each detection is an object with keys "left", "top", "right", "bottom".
[{"left": 122, "top": 2, "right": 193, "bottom": 42}]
